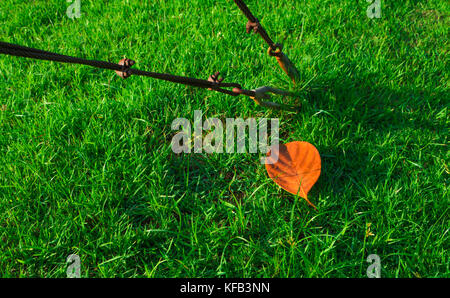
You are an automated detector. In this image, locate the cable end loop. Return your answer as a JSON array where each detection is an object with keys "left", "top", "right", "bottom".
[
  {"left": 268, "top": 44, "right": 283, "bottom": 57},
  {"left": 243, "top": 86, "right": 301, "bottom": 112},
  {"left": 268, "top": 47, "right": 300, "bottom": 84}
]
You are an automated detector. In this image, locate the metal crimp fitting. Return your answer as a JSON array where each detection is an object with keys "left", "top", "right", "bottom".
[
  {"left": 246, "top": 19, "right": 261, "bottom": 34},
  {"left": 116, "top": 58, "right": 135, "bottom": 79}
]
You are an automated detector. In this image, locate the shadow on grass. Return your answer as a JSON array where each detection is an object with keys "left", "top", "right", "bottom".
[{"left": 294, "top": 74, "right": 447, "bottom": 204}]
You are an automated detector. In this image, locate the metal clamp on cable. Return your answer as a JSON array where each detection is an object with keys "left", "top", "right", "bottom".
[
  {"left": 207, "top": 72, "right": 244, "bottom": 97},
  {"left": 116, "top": 58, "right": 135, "bottom": 79},
  {"left": 246, "top": 19, "right": 261, "bottom": 34},
  {"left": 267, "top": 43, "right": 283, "bottom": 58},
  {"left": 208, "top": 71, "right": 225, "bottom": 88}
]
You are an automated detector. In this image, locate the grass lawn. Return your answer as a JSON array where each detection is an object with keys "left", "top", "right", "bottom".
[{"left": 0, "top": 0, "right": 448, "bottom": 278}]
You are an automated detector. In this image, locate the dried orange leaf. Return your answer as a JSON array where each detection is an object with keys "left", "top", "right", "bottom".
[{"left": 265, "top": 141, "right": 321, "bottom": 209}]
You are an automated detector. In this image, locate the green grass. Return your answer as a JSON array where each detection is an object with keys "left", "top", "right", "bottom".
[{"left": 0, "top": 0, "right": 448, "bottom": 278}]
